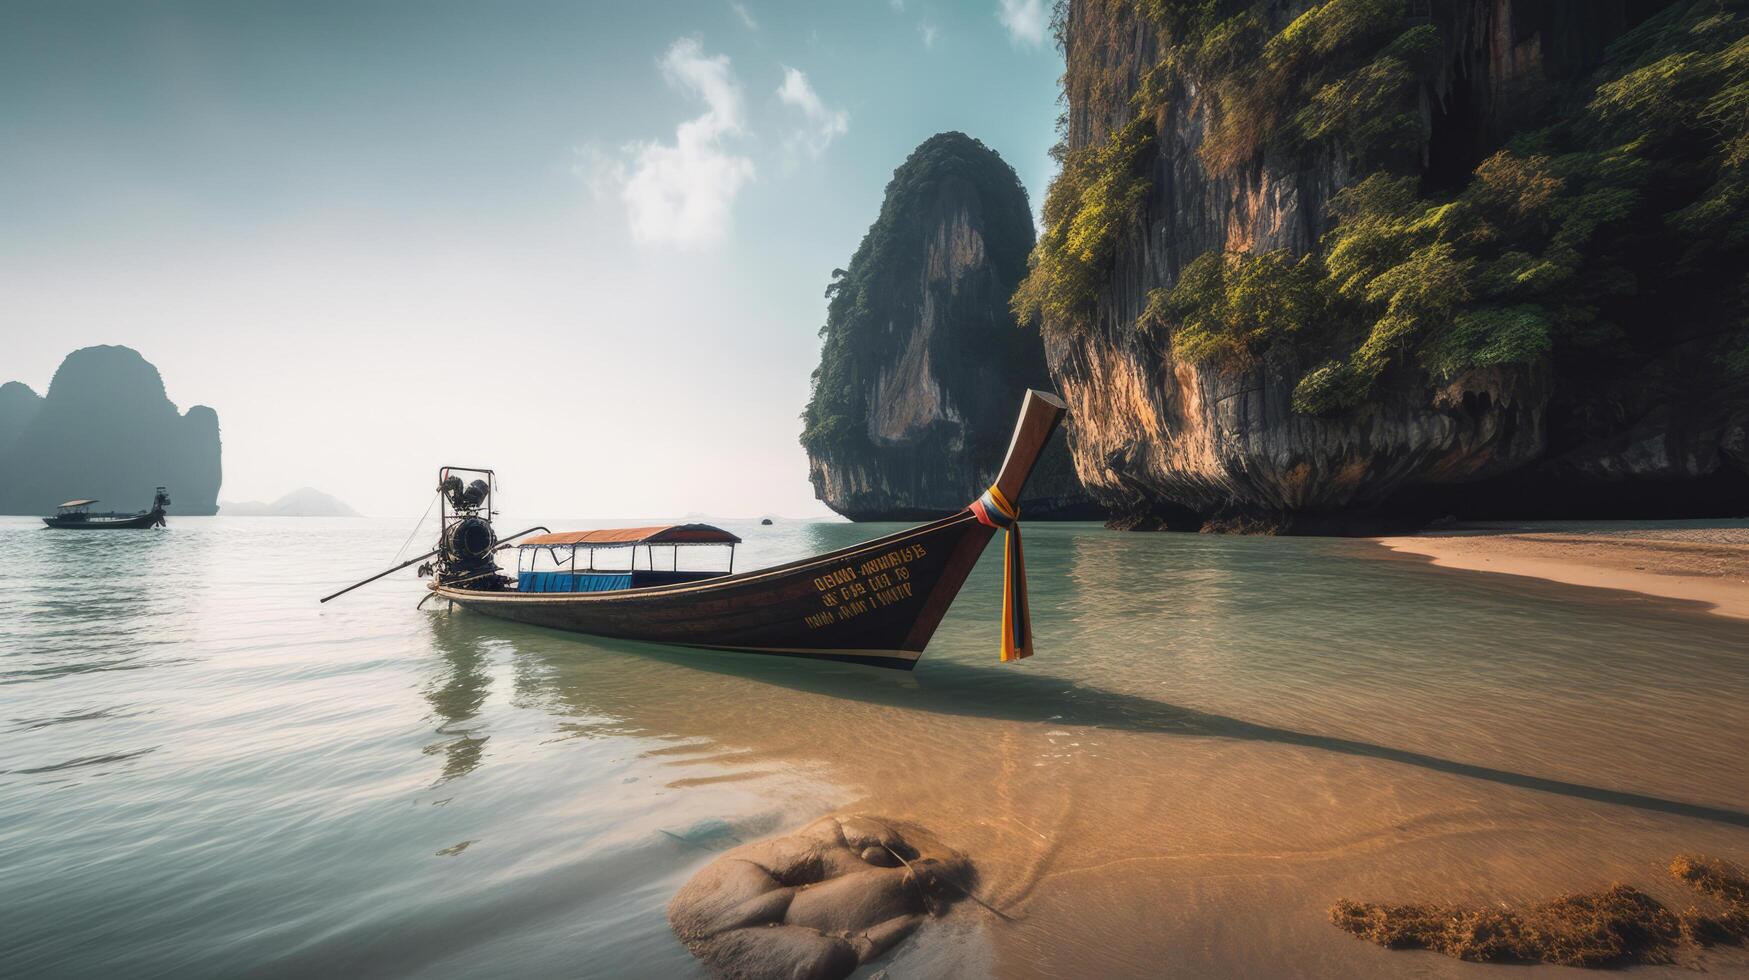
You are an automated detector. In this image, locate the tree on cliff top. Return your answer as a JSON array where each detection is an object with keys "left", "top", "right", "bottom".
[{"left": 801, "top": 132, "right": 1037, "bottom": 459}]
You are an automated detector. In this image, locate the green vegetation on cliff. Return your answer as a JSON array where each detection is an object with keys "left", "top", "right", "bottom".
[
  {"left": 801, "top": 132, "right": 1036, "bottom": 458},
  {"left": 1009, "top": 116, "right": 1154, "bottom": 339},
  {"left": 1019, "top": 0, "right": 1749, "bottom": 416}
]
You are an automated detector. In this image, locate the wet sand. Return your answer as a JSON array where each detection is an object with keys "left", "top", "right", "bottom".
[{"left": 1375, "top": 523, "right": 1749, "bottom": 620}]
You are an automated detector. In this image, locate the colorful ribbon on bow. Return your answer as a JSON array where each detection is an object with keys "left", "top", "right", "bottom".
[{"left": 969, "top": 484, "right": 1031, "bottom": 662}]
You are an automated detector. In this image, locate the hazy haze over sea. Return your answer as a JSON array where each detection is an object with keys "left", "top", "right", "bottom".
[{"left": 3, "top": 517, "right": 1747, "bottom": 977}]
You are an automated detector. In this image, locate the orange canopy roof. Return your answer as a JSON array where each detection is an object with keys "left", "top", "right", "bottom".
[{"left": 520, "top": 523, "right": 741, "bottom": 547}]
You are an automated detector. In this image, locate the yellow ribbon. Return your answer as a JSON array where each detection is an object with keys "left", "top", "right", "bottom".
[{"left": 971, "top": 484, "right": 1031, "bottom": 662}]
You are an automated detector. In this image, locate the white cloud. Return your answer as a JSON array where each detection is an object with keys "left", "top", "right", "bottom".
[
  {"left": 919, "top": 21, "right": 939, "bottom": 48},
  {"left": 998, "top": 0, "right": 1048, "bottom": 46},
  {"left": 582, "top": 39, "right": 756, "bottom": 247},
  {"left": 728, "top": 1, "right": 757, "bottom": 30},
  {"left": 888, "top": 0, "right": 904, "bottom": 10},
  {"left": 776, "top": 67, "right": 849, "bottom": 161}
]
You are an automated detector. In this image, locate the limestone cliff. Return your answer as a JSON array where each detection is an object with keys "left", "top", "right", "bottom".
[
  {"left": 802, "top": 132, "right": 1099, "bottom": 520},
  {"left": 0, "top": 381, "right": 42, "bottom": 454},
  {"left": 1024, "top": 0, "right": 1748, "bottom": 531},
  {"left": 0, "top": 346, "right": 222, "bottom": 515}
]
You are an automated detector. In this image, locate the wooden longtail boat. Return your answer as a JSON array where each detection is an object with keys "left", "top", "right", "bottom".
[
  {"left": 41, "top": 488, "right": 170, "bottom": 530},
  {"left": 323, "top": 390, "right": 1065, "bottom": 670}
]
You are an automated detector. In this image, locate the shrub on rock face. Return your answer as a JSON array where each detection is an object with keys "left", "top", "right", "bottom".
[
  {"left": 667, "top": 814, "right": 973, "bottom": 980},
  {"left": 1034, "top": 1, "right": 1747, "bottom": 409},
  {"left": 1011, "top": 0, "right": 1749, "bottom": 529}
]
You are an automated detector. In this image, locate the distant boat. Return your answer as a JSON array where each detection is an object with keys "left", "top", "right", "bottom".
[
  {"left": 42, "top": 487, "right": 170, "bottom": 530},
  {"left": 324, "top": 391, "right": 1065, "bottom": 670},
  {"left": 760, "top": 518, "right": 774, "bottom": 525}
]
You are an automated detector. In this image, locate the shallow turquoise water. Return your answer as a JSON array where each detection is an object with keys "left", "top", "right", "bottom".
[{"left": 3, "top": 516, "right": 1747, "bottom": 978}]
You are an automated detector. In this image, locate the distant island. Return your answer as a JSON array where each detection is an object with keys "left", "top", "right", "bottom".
[
  {"left": 222, "top": 487, "right": 360, "bottom": 517},
  {"left": 0, "top": 346, "right": 221, "bottom": 516}
]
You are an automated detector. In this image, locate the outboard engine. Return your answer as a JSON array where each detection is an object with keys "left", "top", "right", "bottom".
[
  {"left": 443, "top": 515, "right": 497, "bottom": 568},
  {"left": 424, "top": 467, "right": 511, "bottom": 589},
  {"left": 440, "top": 476, "right": 491, "bottom": 512}
]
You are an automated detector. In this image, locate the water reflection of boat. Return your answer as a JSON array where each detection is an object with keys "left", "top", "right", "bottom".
[
  {"left": 423, "top": 620, "right": 496, "bottom": 784},
  {"left": 41, "top": 488, "right": 170, "bottom": 529},
  {"left": 329, "top": 391, "right": 1065, "bottom": 670}
]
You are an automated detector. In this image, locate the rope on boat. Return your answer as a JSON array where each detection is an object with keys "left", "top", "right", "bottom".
[
  {"left": 391, "top": 491, "right": 441, "bottom": 566},
  {"left": 433, "top": 569, "right": 501, "bottom": 589},
  {"left": 969, "top": 485, "right": 1031, "bottom": 662},
  {"left": 880, "top": 842, "right": 1019, "bottom": 923}
]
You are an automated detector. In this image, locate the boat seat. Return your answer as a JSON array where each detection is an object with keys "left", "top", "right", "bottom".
[
  {"left": 516, "top": 570, "right": 728, "bottom": 593},
  {"left": 518, "top": 571, "right": 634, "bottom": 593}
]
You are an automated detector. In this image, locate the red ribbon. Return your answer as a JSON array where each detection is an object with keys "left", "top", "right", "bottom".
[{"left": 970, "top": 486, "right": 1030, "bottom": 662}]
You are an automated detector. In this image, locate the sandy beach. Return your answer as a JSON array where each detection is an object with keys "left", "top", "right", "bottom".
[{"left": 1375, "top": 523, "right": 1749, "bottom": 620}]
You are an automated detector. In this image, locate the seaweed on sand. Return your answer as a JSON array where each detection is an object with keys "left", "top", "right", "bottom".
[
  {"left": 1670, "top": 854, "right": 1749, "bottom": 947},
  {"left": 1331, "top": 854, "right": 1749, "bottom": 967},
  {"left": 1329, "top": 884, "right": 1681, "bottom": 967}
]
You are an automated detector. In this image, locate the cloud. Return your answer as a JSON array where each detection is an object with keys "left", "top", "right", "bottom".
[
  {"left": 728, "top": 1, "right": 757, "bottom": 30},
  {"left": 582, "top": 39, "right": 756, "bottom": 247},
  {"left": 888, "top": 0, "right": 904, "bottom": 9},
  {"left": 919, "top": 21, "right": 939, "bottom": 48},
  {"left": 776, "top": 68, "right": 849, "bottom": 161},
  {"left": 997, "top": 0, "right": 1048, "bottom": 46}
]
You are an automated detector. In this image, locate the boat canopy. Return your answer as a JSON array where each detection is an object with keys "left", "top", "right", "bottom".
[
  {"left": 58, "top": 499, "right": 97, "bottom": 508},
  {"left": 519, "top": 523, "right": 742, "bottom": 548}
]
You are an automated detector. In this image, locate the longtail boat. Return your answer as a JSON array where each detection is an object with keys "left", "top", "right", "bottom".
[
  {"left": 41, "top": 488, "right": 171, "bottom": 530},
  {"left": 322, "top": 390, "right": 1065, "bottom": 669}
]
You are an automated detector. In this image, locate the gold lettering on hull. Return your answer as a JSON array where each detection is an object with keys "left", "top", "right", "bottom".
[{"left": 804, "top": 543, "right": 927, "bottom": 629}]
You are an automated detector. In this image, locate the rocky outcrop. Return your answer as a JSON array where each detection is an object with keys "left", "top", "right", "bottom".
[
  {"left": 1040, "top": 0, "right": 1747, "bottom": 531},
  {"left": 667, "top": 814, "right": 971, "bottom": 980},
  {"left": 0, "top": 381, "right": 43, "bottom": 453},
  {"left": 802, "top": 132, "right": 1099, "bottom": 520},
  {"left": 0, "top": 346, "right": 222, "bottom": 515}
]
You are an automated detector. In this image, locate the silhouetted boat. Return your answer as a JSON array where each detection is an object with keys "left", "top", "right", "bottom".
[
  {"left": 323, "top": 391, "right": 1066, "bottom": 669},
  {"left": 42, "top": 488, "right": 170, "bottom": 530}
]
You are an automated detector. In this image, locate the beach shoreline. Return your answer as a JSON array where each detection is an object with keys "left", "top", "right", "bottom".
[{"left": 1373, "top": 523, "right": 1749, "bottom": 621}]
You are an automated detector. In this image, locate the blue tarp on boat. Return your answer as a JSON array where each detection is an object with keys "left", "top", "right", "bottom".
[{"left": 518, "top": 571, "right": 634, "bottom": 594}]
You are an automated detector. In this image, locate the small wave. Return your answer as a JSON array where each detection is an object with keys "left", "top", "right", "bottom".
[{"left": 6, "top": 747, "right": 157, "bottom": 775}]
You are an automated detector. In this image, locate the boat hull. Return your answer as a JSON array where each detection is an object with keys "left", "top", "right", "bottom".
[
  {"left": 433, "top": 511, "right": 995, "bottom": 669},
  {"left": 42, "top": 513, "right": 164, "bottom": 530}
]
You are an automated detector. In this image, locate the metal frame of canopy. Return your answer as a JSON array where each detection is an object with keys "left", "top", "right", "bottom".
[{"left": 516, "top": 532, "right": 739, "bottom": 576}]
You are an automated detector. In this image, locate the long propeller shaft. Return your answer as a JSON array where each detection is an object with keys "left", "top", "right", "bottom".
[
  {"left": 317, "top": 525, "right": 550, "bottom": 604},
  {"left": 318, "top": 548, "right": 439, "bottom": 604}
]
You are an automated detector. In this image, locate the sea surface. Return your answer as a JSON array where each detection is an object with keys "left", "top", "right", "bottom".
[{"left": 3, "top": 516, "right": 1747, "bottom": 978}]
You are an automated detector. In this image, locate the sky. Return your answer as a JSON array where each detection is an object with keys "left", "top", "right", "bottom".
[{"left": 0, "top": 0, "right": 1062, "bottom": 519}]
